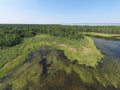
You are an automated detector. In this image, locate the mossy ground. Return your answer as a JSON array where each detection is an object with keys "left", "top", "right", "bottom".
[
  {"left": 84, "top": 32, "right": 120, "bottom": 40},
  {"left": 0, "top": 34, "right": 102, "bottom": 77},
  {"left": 1, "top": 34, "right": 120, "bottom": 90}
]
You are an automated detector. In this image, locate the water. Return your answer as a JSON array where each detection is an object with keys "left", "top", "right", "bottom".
[
  {"left": 93, "top": 37, "right": 120, "bottom": 58},
  {"left": 62, "top": 23, "right": 120, "bottom": 26}
]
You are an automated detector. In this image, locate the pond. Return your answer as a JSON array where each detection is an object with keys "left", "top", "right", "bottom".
[{"left": 93, "top": 37, "right": 120, "bottom": 58}]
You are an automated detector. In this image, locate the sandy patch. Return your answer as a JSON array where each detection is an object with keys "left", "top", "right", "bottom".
[{"left": 83, "top": 47, "right": 91, "bottom": 54}]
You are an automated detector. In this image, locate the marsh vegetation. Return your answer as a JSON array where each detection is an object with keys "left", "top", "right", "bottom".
[{"left": 0, "top": 25, "right": 120, "bottom": 90}]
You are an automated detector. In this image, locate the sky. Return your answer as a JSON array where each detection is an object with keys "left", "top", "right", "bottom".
[{"left": 0, "top": 0, "right": 120, "bottom": 24}]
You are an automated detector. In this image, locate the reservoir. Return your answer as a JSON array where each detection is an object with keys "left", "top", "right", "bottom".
[{"left": 93, "top": 37, "right": 120, "bottom": 58}]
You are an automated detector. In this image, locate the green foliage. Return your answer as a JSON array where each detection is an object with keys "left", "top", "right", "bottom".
[
  {"left": 1, "top": 24, "right": 120, "bottom": 47},
  {"left": 0, "top": 34, "right": 21, "bottom": 47},
  {"left": 1, "top": 25, "right": 120, "bottom": 89},
  {"left": 0, "top": 34, "right": 102, "bottom": 78},
  {"left": 0, "top": 43, "right": 119, "bottom": 90},
  {"left": 0, "top": 24, "right": 85, "bottom": 47}
]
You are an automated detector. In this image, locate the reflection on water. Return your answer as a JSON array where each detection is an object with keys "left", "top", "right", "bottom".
[{"left": 93, "top": 37, "right": 120, "bottom": 58}]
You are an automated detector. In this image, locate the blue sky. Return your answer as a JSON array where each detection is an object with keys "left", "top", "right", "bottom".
[{"left": 0, "top": 0, "right": 120, "bottom": 24}]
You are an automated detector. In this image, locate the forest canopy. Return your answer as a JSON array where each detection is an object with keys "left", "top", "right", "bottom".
[{"left": 0, "top": 24, "right": 120, "bottom": 47}]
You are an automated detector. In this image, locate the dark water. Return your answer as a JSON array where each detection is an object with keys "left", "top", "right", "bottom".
[{"left": 93, "top": 37, "right": 120, "bottom": 58}]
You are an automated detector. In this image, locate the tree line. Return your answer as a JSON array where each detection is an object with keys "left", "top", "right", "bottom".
[{"left": 0, "top": 24, "right": 120, "bottom": 47}]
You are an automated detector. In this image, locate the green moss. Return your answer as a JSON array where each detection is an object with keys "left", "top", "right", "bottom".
[
  {"left": 0, "top": 34, "right": 103, "bottom": 78},
  {"left": 1, "top": 34, "right": 111, "bottom": 90},
  {"left": 84, "top": 32, "right": 120, "bottom": 40}
]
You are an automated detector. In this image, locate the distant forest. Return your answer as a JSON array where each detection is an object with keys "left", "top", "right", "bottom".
[{"left": 0, "top": 24, "right": 120, "bottom": 47}]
